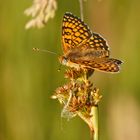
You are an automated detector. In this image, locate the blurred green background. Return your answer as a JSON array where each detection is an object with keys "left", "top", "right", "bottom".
[{"left": 0, "top": 0, "right": 140, "bottom": 140}]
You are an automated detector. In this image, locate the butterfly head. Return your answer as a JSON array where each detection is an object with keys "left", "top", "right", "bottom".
[
  {"left": 59, "top": 56, "right": 68, "bottom": 66},
  {"left": 59, "top": 55, "right": 81, "bottom": 70}
]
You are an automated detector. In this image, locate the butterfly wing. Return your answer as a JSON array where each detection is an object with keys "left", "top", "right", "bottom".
[
  {"left": 61, "top": 12, "right": 122, "bottom": 73},
  {"left": 62, "top": 12, "right": 110, "bottom": 57},
  {"left": 62, "top": 12, "right": 92, "bottom": 54},
  {"left": 72, "top": 58, "right": 122, "bottom": 73},
  {"left": 81, "top": 33, "right": 110, "bottom": 57}
]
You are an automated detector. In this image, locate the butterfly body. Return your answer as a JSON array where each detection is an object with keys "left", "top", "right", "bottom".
[
  {"left": 60, "top": 12, "right": 122, "bottom": 73},
  {"left": 59, "top": 56, "right": 81, "bottom": 70}
]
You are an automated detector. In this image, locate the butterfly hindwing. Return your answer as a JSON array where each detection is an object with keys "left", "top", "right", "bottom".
[
  {"left": 82, "top": 33, "right": 110, "bottom": 57},
  {"left": 74, "top": 58, "right": 122, "bottom": 73}
]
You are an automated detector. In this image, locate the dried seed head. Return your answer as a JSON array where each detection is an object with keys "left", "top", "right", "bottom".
[
  {"left": 53, "top": 66, "right": 101, "bottom": 120},
  {"left": 91, "top": 88, "right": 102, "bottom": 105}
]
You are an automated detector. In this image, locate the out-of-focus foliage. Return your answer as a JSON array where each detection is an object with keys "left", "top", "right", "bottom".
[{"left": 0, "top": 0, "right": 140, "bottom": 140}]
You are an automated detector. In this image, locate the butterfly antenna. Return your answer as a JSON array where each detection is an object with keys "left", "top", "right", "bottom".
[
  {"left": 33, "top": 48, "right": 62, "bottom": 71},
  {"left": 32, "top": 48, "right": 58, "bottom": 55}
]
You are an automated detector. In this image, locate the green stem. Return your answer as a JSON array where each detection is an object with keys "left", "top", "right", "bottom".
[
  {"left": 77, "top": 105, "right": 99, "bottom": 140},
  {"left": 90, "top": 105, "right": 99, "bottom": 140},
  {"left": 79, "top": 0, "right": 84, "bottom": 20}
]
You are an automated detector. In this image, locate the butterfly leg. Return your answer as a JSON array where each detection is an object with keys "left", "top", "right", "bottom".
[{"left": 83, "top": 69, "right": 94, "bottom": 85}]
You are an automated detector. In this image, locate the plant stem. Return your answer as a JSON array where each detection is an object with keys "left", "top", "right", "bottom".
[
  {"left": 79, "top": 0, "right": 84, "bottom": 20},
  {"left": 77, "top": 105, "right": 99, "bottom": 140},
  {"left": 90, "top": 105, "right": 99, "bottom": 140}
]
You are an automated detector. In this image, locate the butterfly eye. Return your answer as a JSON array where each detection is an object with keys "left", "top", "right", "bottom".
[
  {"left": 59, "top": 56, "right": 68, "bottom": 65},
  {"left": 62, "top": 57, "right": 68, "bottom": 65}
]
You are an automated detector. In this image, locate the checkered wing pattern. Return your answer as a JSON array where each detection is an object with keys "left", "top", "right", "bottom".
[
  {"left": 73, "top": 58, "right": 122, "bottom": 73},
  {"left": 62, "top": 12, "right": 92, "bottom": 54},
  {"left": 61, "top": 12, "right": 122, "bottom": 73},
  {"left": 62, "top": 12, "right": 110, "bottom": 57},
  {"left": 82, "top": 33, "right": 110, "bottom": 57}
]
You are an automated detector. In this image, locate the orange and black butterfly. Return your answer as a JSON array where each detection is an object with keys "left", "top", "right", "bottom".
[{"left": 59, "top": 12, "right": 122, "bottom": 73}]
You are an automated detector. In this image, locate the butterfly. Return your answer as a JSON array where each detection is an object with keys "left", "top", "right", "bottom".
[{"left": 59, "top": 12, "right": 122, "bottom": 73}]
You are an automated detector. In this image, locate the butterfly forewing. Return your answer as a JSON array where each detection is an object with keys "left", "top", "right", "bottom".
[
  {"left": 62, "top": 12, "right": 92, "bottom": 54},
  {"left": 62, "top": 12, "right": 110, "bottom": 57}
]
